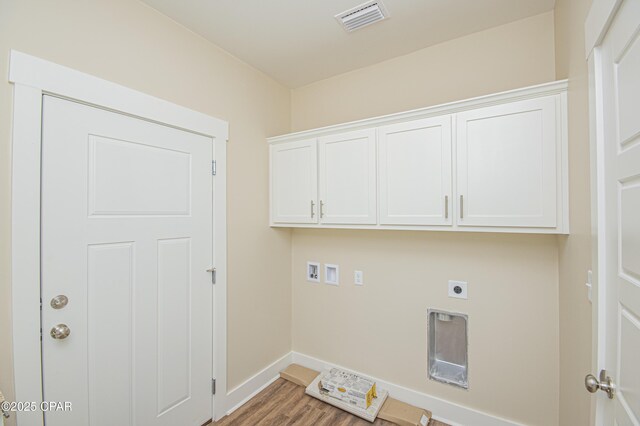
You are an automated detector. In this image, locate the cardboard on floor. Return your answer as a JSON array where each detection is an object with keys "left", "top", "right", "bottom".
[{"left": 280, "top": 364, "right": 432, "bottom": 426}]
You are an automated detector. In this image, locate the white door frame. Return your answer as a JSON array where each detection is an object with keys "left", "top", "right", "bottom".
[
  {"left": 9, "top": 50, "right": 229, "bottom": 425},
  {"left": 585, "top": 0, "right": 623, "bottom": 424}
]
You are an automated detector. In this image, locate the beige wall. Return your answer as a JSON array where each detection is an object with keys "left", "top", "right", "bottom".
[
  {"left": 554, "top": 0, "right": 594, "bottom": 425},
  {"left": 0, "top": 0, "right": 292, "bottom": 420},
  {"left": 290, "top": 13, "right": 561, "bottom": 425},
  {"left": 292, "top": 12, "right": 556, "bottom": 131}
]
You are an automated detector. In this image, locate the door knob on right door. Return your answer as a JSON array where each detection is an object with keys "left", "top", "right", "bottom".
[{"left": 585, "top": 370, "right": 615, "bottom": 399}]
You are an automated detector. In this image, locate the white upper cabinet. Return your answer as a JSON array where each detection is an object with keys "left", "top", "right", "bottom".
[
  {"left": 318, "top": 129, "right": 377, "bottom": 225},
  {"left": 270, "top": 139, "right": 318, "bottom": 224},
  {"left": 456, "top": 96, "right": 558, "bottom": 228},
  {"left": 378, "top": 116, "right": 452, "bottom": 225},
  {"left": 268, "top": 81, "right": 568, "bottom": 234}
]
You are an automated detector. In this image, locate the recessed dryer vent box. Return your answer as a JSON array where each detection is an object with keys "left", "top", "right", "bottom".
[{"left": 427, "top": 309, "right": 468, "bottom": 389}]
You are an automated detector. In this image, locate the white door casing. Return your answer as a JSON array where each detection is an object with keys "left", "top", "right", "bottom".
[
  {"left": 318, "top": 129, "right": 377, "bottom": 225},
  {"left": 588, "top": 0, "right": 640, "bottom": 424},
  {"left": 456, "top": 96, "right": 558, "bottom": 228},
  {"left": 9, "top": 51, "right": 229, "bottom": 425},
  {"left": 41, "top": 96, "right": 213, "bottom": 426},
  {"left": 378, "top": 116, "right": 453, "bottom": 226},
  {"left": 270, "top": 139, "right": 318, "bottom": 224}
]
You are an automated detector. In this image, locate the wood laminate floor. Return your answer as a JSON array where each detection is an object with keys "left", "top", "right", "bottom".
[{"left": 214, "top": 378, "right": 449, "bottom": 426}]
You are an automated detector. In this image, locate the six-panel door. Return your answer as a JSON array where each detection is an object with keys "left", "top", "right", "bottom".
[
  {"left": 270, "top": 139, "right": 318, "bottom": 224},
  {"left": 378, "top": 116, "right": 452, "bottom": 225},
  {"left": 318, "top": 129, "right": 377, "bottom": 224},
  {"left": 456, "top": 96, "right": 558, "bottom": 228}
]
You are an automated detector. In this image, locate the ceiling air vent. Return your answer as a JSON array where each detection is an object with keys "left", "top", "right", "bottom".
[{"left": 335, "top": 1, "right": 389, "bottom": 32}]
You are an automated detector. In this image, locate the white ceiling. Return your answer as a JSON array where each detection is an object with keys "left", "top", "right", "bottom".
[{"left": 141, "top": 0, "right": 556, "bottom": 88}]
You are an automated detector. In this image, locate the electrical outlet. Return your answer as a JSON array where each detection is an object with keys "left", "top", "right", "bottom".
[
  {"left": 448, "top": 280, "right": 468, "bottom": 299},
  {"left": 354, "top": 270, "right": 363, "bottom": 286},
  {"left": 307, "top": 261, "right": 320, "bottom": 283}
]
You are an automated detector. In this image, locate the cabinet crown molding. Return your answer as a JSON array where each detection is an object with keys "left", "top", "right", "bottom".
[{"left": 268, "top": 80, "right": 567, "bottom": 144}]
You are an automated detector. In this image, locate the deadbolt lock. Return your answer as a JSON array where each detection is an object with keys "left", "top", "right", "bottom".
[{"left": 50, "top": 295, "right": 69, "bottom": 309}]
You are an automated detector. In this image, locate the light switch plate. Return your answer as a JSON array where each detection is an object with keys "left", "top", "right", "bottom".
[
  {"left": 354, "top": 270, "right": 363, "bottom": 286},
  {"left": 448, "top": 280, "right": 468, "bottom": 299}
]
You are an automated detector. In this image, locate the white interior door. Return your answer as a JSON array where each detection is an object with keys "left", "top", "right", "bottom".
[
  {"left": 592, "top": 0, "right": 640, "bottom": 423},
  {"left": 41, "top": 96, "right": 214, "bottom": 426},
  {"left": 378, "top": 116, "right": 452, "bottom": 225},
  {"left": 270, "top": 139, "right": 318, "bottom": 224},
  {"left": 318, "top": 129, "right": 377, "bottom": 225},
  {"left": 456, "top": 96, "right": 558, "bottom": 228}
]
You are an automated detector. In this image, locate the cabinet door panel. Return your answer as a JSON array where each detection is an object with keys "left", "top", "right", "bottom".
[
  {"left": 379, "top": 116, "right": 452, "bottom": 225},
  {"left": 319, "top": 129, "right": 376, "bottom": 224},
  {"left": 270, "top": 139, "right": 318, "bottom": 224},
  {"left": 456, "top": 96, "right": 558, "bottom": 227}
]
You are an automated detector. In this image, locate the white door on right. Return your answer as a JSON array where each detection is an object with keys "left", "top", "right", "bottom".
[
  {"left": 592, "top": 0, "right": 640, "bottom": 423},
  {"left": 456, "top": 96, "right": 558, "bottom": 228}
]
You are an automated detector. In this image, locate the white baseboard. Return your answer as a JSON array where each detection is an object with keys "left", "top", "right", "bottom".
[
  {"left": 224, "top": 352, "right": 293, "bottom": 416},
  {"left": 291, "top": 351, "right": 525, "bottom": 426}
]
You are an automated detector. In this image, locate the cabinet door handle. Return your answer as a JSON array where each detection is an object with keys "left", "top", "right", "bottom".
[
  {"left": 445, "top": 195, "right": 449, "bottom": 219},
  {"left": 311, "top": 200, "right": 315, "bottom": 218},
  {"left": 460, "top": 195, "right": 464, "bottom": 219},
  {"left": 320, "top": 200, "right": 325, "bottom": 218}
]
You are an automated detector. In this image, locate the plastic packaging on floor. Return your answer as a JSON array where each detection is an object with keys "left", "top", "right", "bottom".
[{"left": 306, "top": 368, "right": 388, "bottom": 422}]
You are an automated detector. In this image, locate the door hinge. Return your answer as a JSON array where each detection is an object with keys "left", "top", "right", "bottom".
[
  {"left": 212, "top": 160, "right": 217, "bottom": 176},
  {"left": 207, "top": 267, "right": 216, "bottom": 284},
  {"left": 39, "top": 298, "right": 43, "bottom": 340},
  {"left": 212, "top": 378, "right": 216, "bottom": 395}
]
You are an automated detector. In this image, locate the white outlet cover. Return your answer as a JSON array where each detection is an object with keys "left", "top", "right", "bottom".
[
  {"left": 354, "top": 270, "right": 363, "bottom": 286},
  {"left": 325, "top": 264, "right": 339, "bottom": 286},
  {"left": 307, "top": 261, "right": 320, "bottom": 283},
  {"left": 448, "top": 280, "right": 468, "bottom": 299}
]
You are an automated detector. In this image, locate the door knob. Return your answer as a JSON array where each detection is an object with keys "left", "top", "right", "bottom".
[
  {"left": 585, "top": 370, "right": 615, "bottom": 399},
  {"left": 50, "top": 295, "right": 68, "bottom": 309},
  {"left": 50, "top": 324, "right": 71, "bottom": 340}
]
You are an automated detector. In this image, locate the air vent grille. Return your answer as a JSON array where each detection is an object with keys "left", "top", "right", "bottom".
[{"left": 336, "top": 1, "right": 389, "bottom": 32}]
